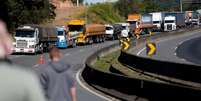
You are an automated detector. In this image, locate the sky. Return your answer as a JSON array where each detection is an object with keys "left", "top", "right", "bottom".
[{"left": 84, "top": 0, "right": 118, "bottom": 4}]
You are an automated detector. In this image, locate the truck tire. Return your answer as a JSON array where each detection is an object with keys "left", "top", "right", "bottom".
[{"left": 72, "top": 40, "right": 77, "bottom": 48}]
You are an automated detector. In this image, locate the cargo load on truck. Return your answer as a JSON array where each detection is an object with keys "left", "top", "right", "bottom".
[
  {"left": 76, "top": 22, "right": 106, "bottom": 44},
  {"left": 86, "top": 24, "right": 105, "bottom": 36}
]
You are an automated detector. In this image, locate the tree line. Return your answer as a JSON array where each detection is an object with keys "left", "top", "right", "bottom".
[{"left": 0, "top": 0, "right": 56, "bottom": 31}]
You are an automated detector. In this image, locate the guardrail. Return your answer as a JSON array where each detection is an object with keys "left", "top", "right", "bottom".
[
  {"left": 82, "top": 28, "right": 201, "bottom": 101},
  {"left": 119, "top": 51, "right": 201, "bottom": 83}
]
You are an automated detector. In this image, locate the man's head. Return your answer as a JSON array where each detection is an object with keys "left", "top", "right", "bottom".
[
  {"left": 49, "top": 46, "right": 61, "bottom": 62},
  {"left": 0, "top": 20, "right": 13, "bottom": 59}
]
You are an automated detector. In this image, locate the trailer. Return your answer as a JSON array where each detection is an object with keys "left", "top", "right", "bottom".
[{"left": 165, "top": 12, "right": 186, "bottom": 28}]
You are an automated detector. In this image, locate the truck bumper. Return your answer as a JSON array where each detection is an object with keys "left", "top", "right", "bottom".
[
  {"left": 13, "top": 48, "right": 36, "bottom": 53},
  {"left": 56, "top": 42, "right": 68, "bottom": 48}
]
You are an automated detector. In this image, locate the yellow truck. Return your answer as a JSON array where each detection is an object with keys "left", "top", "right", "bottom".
[{"left": 67, "top": 19, "right": 106, "bottom": 45}]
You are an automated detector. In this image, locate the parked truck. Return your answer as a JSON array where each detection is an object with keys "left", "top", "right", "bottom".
[
  {"left": 105, "top": 24, "right": 115, "bottom": 40},
  {"left": 13, "top": 25, "right": 57, "bottom": 54},
  {"left": 127, "top": 14, "right": 141, "bottom": 34},
  {"left": 66, "top": 19, "right": 84, "bottom": 47},
  {"left": 185, "top": 11, "right": 200, "bottom": 25},
  {"left": 56, "top": 26, "right": 68, "bottom": 48},
  {"left": 164, "top": 12, "right": 185, "bottom": 31},
  {"left": 164, "top": 15, "right": 177, "bottom": 31},
  {"left": 150, "top": 12, "right": 165, "bottom": 31},
  {"left": 138, "top": 14, "right": 156, "bottom": 35},
  {"left": 73, "top": 20, "right": 105, "bottom": 44}
]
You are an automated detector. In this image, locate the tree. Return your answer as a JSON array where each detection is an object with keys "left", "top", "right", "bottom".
[{"left": 0, "top": 0, "right": 56, "bottom": 31}]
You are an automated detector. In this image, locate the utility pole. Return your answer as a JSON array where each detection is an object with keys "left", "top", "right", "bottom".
[
  {"left": 180, "top": 0, "right": 183, "bottom": 12},
  {"left": 77, "top": 0, "right": 79, "bottom": 7}
]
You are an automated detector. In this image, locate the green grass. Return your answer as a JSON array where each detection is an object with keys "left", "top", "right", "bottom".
[
  {"left": 92, "top": 51, "right": 165, "bottom": 83},
  {"left": 92, "top": 51, "right": 120, "bottom": 72}
]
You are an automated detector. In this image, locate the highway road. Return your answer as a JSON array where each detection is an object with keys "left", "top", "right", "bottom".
[
  {"left": 176, "top": 35, "right": 201, "bottom": 65},
  {"left": 9, "top": 41, "right": 117, "bottom": 101},
  {"left": 130, "top": 30, "right": 201, "bottom": 65}
]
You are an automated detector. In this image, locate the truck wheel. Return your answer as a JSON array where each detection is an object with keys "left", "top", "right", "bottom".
[
  {"left": 72, "top": 40, "right": 77, "bottom": 48},
  {"left": 89, "top": 37, "right": 93, "bottom": 44}
]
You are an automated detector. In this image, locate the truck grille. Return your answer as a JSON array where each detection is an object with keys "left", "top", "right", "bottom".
[
  {"left": 167, "top": 24, "right": 172, "bottom": 30},
  {"left": 17, "top": 40, "right": 28, "bottom": 48}
]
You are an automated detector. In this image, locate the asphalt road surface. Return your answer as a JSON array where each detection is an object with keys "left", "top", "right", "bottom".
[
  {"left": 130, "top": 30, "right": 201, "bottom": 65},
  {"left": 9, "top": 41, "right": 117, "bottom": 101},
  {"left": 176, "top": 35, "right": 201, "bottom": 65}
]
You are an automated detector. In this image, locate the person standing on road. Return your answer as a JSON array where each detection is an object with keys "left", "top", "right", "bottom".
[
  {"left": 37, "top": 46, "right": 77, "bottom": 101},
  {"left": 0, "top": 20, "right": 46, "bottom": 101},
  {"left": 135, "top": 21, "right": 142, "bottom": 39}
]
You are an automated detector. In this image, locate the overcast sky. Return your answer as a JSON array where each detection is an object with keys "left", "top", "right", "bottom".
[{"left": 84, "top": 0, "right": 118, "bottom": 4}]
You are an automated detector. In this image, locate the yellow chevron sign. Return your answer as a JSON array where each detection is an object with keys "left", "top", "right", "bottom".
[{"left": 146, "top": 42, "right": 156, "bottom": 56}]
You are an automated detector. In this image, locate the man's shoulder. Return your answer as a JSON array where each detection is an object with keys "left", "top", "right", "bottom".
[{"left": 0, "top": 63, "right": 38, "bottom": 82}]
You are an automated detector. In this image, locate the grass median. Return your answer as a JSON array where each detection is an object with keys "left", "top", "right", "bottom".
[{"left": 92, "top": 51, "right": 164, "bottom": 82}]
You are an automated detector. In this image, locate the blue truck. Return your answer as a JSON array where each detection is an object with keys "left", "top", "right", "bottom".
[
  {"left": 56, "top": 26, "right": 77, "bottom": 48},
  {"left": 56, "top": 27, "right": 68, "bottom": 48}
]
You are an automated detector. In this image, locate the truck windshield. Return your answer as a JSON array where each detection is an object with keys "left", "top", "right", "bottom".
[
  {"left": 127, "top": 21, "right": 136, "bottom": 25},
  {"left": 106, "top": 27, "right": 113, "bottom": 30},
  {"left": 153, "top": 21, "right": 160, "bottom": 24},
  {"left": 68, "top": 25, "right": 84, "bottom": 32},
  {"left": 15, "top": 30, "right": 35, "bottom": 37},
  {"left": 122, "top": 26, "right": 126, "bottom": 30},
  {"left": 57, "top": 31, "right": 64, "bottom": 36},
  {"left": 165, "top": 20, "right": 174, "bottom": 23}
]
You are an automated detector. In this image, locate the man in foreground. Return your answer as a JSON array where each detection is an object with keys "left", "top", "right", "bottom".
[
  {"left": 37, "top": 46, "right": 77, "bottom": 101},
  {"left": 0, "top": 20, "right": 46, "bottom": 101}
]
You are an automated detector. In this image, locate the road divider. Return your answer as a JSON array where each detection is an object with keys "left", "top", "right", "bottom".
[{"left": 81, "top": 28, "right": 201, "bottom": 100}]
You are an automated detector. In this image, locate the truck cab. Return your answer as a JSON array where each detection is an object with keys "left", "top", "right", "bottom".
[
  {"left": 164, "top": 16, "right": 176, "bottom": 31},
  {"left": 105, "top": 24, "right": 114, "bottom": 40},
  {"left": 56, "top": 27, "right": 68, "bottom": 48},
  {"left": 68, "top": 20, "right": 85, "bottom": 45},
  {"left": 150, "top": 12, "right": 164, "bottom": 31},
  {"left": 13, "top": 25, "right": 40, "bottom": 54}
]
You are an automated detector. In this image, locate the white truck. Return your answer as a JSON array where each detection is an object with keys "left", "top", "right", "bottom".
[
  {"left": 150, "top": 12, "right": 164, "bottom": 31},
  {"left": 105, "top": 24, "right": 114, "bottom": 40},
  {"left": 164, "top": 15, "right": 176, "bottom": 31},
  {"left": 13, "top": 25, "right": 57, "bottom": 54}
]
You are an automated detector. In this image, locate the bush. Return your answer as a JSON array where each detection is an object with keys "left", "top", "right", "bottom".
[{"left": 79, "top": 3, "right": 124, "bottom": 24}]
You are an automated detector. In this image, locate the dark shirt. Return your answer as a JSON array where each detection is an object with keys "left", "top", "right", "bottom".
[{"left": 36, "top": 60, "right": 74, "bottom": 101}]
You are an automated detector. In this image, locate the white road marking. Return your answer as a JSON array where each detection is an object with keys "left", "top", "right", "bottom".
[
  {"left": 65, "top": 53, "right": 70, "bottom": 56},
  {"left": 79, "top": 49, "right": 84, "bottom": 52},
  {"left": 76, "top": 69, "right": 114, "bottom": 101},
  {"left": 181, "top": 58, "right": 186, "bottom": 61},
  {"left": 175, "top": 46, "right": 178, "bottom": 50},
  {"left": 137, "top": 47, "right": 146, "bottom": 56}
]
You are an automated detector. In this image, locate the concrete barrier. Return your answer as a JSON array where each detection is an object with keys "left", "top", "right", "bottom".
[{"left": 82, "top": 27, "right": 201, "bottom": 101}]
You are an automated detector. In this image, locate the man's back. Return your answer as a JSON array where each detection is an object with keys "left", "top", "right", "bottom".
[
  {"left": 37, "top": 60, "right": 74, "bottom": 101},
  {"left": 0, "top": 62, "right": 46, "bottom": 101}
]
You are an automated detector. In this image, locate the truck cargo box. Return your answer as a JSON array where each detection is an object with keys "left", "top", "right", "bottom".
[{"left": 86, "top": 24, "right": 105, "bottom": 35}]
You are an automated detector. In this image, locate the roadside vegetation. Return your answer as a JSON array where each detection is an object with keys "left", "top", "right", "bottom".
[
  {"left": 79, "top": 3, "right": 124, "bottom": 24},
  {"left": 93, "top": 51, "right": 120, "bottom": 72},
  {"left": 0, "top": 0, "right": 56, "bottom": 31}
]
